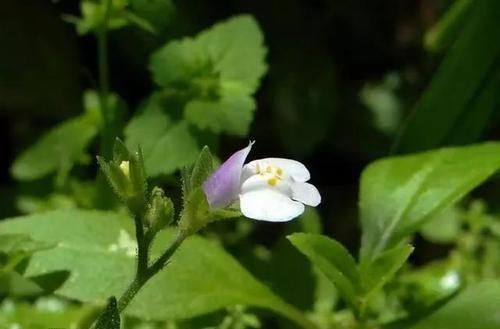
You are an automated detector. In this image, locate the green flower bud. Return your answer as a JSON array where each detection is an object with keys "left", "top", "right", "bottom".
[
  {"left": 97, "top": 139, "right": 147, "bottom": 214},
  {"left": 145, "top": 187, "right": 174, "bottom": 235}
]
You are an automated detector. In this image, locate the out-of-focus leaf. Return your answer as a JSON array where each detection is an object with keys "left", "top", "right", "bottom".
[
  {"left": 444, "top": 67, "right": 500, "bottom": 145},
  {"left": 125, "top": 99, "right": 200, "bottom": 177},
  {"left": 398, "top": 261, "right": 462, "bottom": 314},
  {"left": 65, "top": 0, "right": 129, "bottom": 35},
  {"left": 360, "top": 73, "right": 402, "bottom": 135},
  {"left": 0, "top": 270, "right": 69, "bottom": 298},
  {"left": 360, "top": 143, "right": 500, "bottom": 263},
  {"left": 409, "top": 281, "right": 500, "bottom": 329},
  {"left": 298, "top": 208, "right": 322, "bottom": 235},
  {"left": 420, "top": 206, "right": 462, "bottom": 243},
  {"left": 150, "top": 15, "right": 267, "bottom": 136},
  {"left": 397, "top": 0, "right": 500, "bottom": 152},
  {"left": 0, "top": 271, "right": 44, "bottom": 297},
  {"left": 288, "top": 233, "right": 360, "bottom": 309},
  {"left": 125, "top": 97, "right": 171, "bottom": 157},
  {"left": 129, "top": 0, "right": 175, "bottom": 35},
  {"left": 11, "top": 114, "right": 98, "bottom": 181},
  {"left": 145, "top": 120, "right": 200, "bottom": 176},
  {"left": 184, "top": 91, "right": 256, "bottom": 136},
  {"left": 29, "top": 270, "right": 71, "bottom": 294},
  {"left": 424, "top": 0, "right": 473, "bottom": 53},
  {"left": 11, "top": 90, "right": 104, "bottom": 182},
  {"left": 0, "top": 298, "right": 95, "bottom": 328},
  {"left": 0, "top": 234, "right": 54, "bottom": 256},
  {"left": 0, "top": 210, "right": 312, "bottom": 327}
]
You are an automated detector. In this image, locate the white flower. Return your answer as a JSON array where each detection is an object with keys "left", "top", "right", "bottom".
[
  {"left": 203, "top": 143, "right": 321, "bottom": 222},
  {"left": 239, "top": 158, "right": 321, "bottom": 222}
]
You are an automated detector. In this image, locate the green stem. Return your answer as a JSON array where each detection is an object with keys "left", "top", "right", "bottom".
[
  {"left": 117, "top": 275, "right": 144, "bottom": 313},
  {"left": 272, "top": 300, "right": 320, "bottom": 329},
  {"left": 134, "top": 216, "right": 148, "bottom": 276},
  {"left": 116, "top": 230, "right": 187, "bottom": 313},
  {"left": 97, "top": 0, "right": 113, "bottom": 157}
]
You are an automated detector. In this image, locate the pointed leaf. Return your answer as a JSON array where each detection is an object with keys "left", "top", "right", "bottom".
[
  {"left": 397, "top": 0, "right": 500, "bottom": 152},
  {"left": 288, "top": 233, "right": 360, "bottom": 309},
  {"left": 360, "top": 142, "right": 500, "bottom": 263},
  {"left": 361, "top": 244, "right": 413, "bottom": 298}
]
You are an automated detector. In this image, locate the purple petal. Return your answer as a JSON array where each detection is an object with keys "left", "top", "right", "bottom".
[{"left": 203, "top": 142, "right": 254, "bottom": 208}]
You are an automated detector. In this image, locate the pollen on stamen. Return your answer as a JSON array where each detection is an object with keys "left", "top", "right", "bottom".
[
  {"left": 276, "top": 168, "right": 283, "bottom": 175},
  {"left": 266, "top": 166, "right": 272, "bottom": 173},
  {"left": 267, "top": 177, "right": 278, "bottom": 186}
]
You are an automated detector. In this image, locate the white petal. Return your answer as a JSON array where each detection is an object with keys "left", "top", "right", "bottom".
[
  {"left": 240, "top": 174, "right": 292, "bottom": 196},
  {"left": 240, "top": 189, "right": 305, "bottom": 222},
  {"left": 290, "top": 182, "right": 321, "bottom": 207},
  {"left": 245, "top": 158, "right": 310, "bottom": 182}
]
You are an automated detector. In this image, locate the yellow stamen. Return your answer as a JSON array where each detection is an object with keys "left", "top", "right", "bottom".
[
  {"left": 276, "top": 167, "right": 283, "bottom": 176},
  {"left": 266, "top": 166, "right": 272, "bottom": 173},
  {"left": 267, "top": 177, "right": 278, "bottom": 186}
]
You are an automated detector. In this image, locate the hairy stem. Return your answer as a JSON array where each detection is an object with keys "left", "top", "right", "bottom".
[
  {"left": 134, "top": 216, "right": 148, "bottom": 277},
  {"left": 117, "top": 230, "right": 187, "bottom": 313}
]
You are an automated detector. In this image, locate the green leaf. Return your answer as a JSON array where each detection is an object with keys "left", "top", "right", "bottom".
[
  {"left": 95, "top": 297, "right": 120, "bottom": 329},
  {"left": 360, "top": 244, "right": 413, "bottom": 298},
  {"left": 66, "top": 0, "right": 129, "bottom": 35},
  {"left": 125, "top": 97, "right": 171, "bottom": 160},
  {"left": 424, "top": 0, "right": 473, "bottom": 53},
  {"left": 150, "top": 15, "right": 267, "bottom": 135},
  {"left": 190, "top": 146, "right": 214, "bottom": 190},
  {"left": 409, "top": 281, "right": 500, "bottom": 329},
  {"left": 29, "top": 270, "right": 71, "bottom": 294},
  {"left": 0, "top": 210, "right": 311, "bottom": 327},
  {"left": 0, "top": 234, "right": 54, "bottom": 256},
  {"left": 444, "top": 67, "right": 500, "bottom": 145},
  {"left": 125, "top": 100, "right": 200, "bottom": 176},
  {"left": 11, "top": 114, "right": 99, "bottom": 181},
  {"left": 0, "top": 299, "right": 95, "bottom": 328},
  {"left": 0, "top": 269, "right": 68, "bottom": 298},
  {"left": 396, "top": 0, "right": 500, "bottom": 152},
  {"left": 359, "top": 143, "right": 500, "bottom": 263},
  {"left": 0, "top": 271, "right": 45, "bottom": 297},
  {"left": 287, "top": 233, "right": 360, "bottom": 309},
  {"left": 420, "top": 206, "right": 462, "bottom": 243},
  {"left": 129, "top": 0, "right": 175, "bottom": 35},
  {"left": 145, "top": 120, "right": 200, "bottom": 176},
  {"left": 184, "top": 90, "right": 256, "bottom": 136}
]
